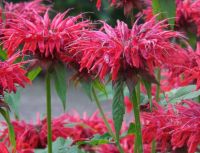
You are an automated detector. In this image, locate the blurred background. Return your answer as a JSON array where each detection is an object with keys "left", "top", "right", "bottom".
[{"left": 4, "top": 0, "right": 131, "bottom": 121}]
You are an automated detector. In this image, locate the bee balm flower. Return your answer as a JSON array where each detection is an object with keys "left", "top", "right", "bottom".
[
  {"left": 71, "top": 16, "right": 184, "bottom": 82},
  {"left": 1, "top": 10, "right": 89, "bottom": 67},
  {"left": 0, "top": 54, "right": 30, "bottom": 95}
]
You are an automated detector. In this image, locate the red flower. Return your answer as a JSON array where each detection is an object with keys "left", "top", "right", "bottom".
[
  {"left": 143, "top": 0, "right": 200, "bottom": 35},
  {"left": 0, "top": 143, "right": 9, "bottom": 153},
  {"left": 72, "top": 16, "right": 184, "bottom": 81},
  {"left": 0, "top": 54, "right": 30, "bottom": 95},
  {"left": 1, "top": 10, "right": 89, "bottom": 66},
  {"left": 142, "top": 100, "right": 200, "bottom": 153},
  {"left": 0, "top": 111, "right": 135, "bottom": 152},
  {"left": 4, "top": 0, "right": 49, "bottom": 21},
  {"left": 172, "top": 45, "right": 200, "bottom": 89},
  {"left": 176, "top": 0, "right": 200, "bottom": 35}
]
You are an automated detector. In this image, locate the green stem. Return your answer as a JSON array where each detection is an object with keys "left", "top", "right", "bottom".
[
  {"left": 151, "top": 140, "right": 156, "bottom": 153},
  {"left": 131, "top": 83, "right": 143, "bottom": 153},
  {"left": 156, "top": 68, "right": 161, "bottom": 102},
  {"left": 198, "top": 96, "right": 200, "bottom": 103},
  {"left": 46, "top": 71, "right": 52, "bottom": 153},
  {"left": 91, "top": 88, "right": 124, "bottom": 153}
]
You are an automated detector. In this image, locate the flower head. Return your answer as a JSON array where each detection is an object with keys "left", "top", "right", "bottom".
[
  {"left": 0, "top": 54, "right": 30, "bottom": 96},
  {"left": 71, "top": 16, "right": 184, "bottom": 82},
  {"left": 1, "top": 10, "right": 89, "bottom": 68},
  {"left": 142, "top": 100, "right": 200, "bottom": 153},
  {"left": 4, "top": 0, "right": 49, "bottom": 20}
]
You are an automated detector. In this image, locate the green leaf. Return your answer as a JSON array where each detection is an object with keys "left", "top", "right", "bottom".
[
  {"left": 0, "top": 108, "right": 16, "bottom": 150},
  {"left": 160, "top": 85, "right": 200, "bottom": 104},
  {"left": 112, "top": 80, "right": 125, "bottom": 141},
  {"left": 92, "top": 79, "right": 108, "bottom": 98},
  {"left": 80, "top": 80, "right": 93, "bottom": 101},
  {"left": 81, "top": 79, "right": 108, "bottom": 102},
  {"left": 5, "top": 90, "right": 21, "bottom": 119},
  {"left": 127, "top": 123, "right": 136, "bottom": 134},
  {"left": 35, "top": 138, "right": 85, "bottom": 153},
  {"left": 152, "top": 0, "right": 176, "bottom": 28},
  {"left": 77, "top": 134, "right": 111, "bottom": 146},
  {"left": 142, "top": 79, "right": 153, "bottom": 110},
  {"left": 27, "top": 67, "right": 42, "bottom": 81},
  {"left": 0, "top": 49, "right": 7, "bottom": 61},
  {"left": 53, "top": 63, "right": 67, "bottom": 111}
]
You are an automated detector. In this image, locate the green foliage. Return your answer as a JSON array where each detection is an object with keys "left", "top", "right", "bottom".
[
  {"left": 160, "top": 85, "right": 200, "bottom": 104},
  {"left": 112, "top": 80, "right": 125, "bottom": 141},
  {"left": 52, "top": 63, "right": 67, "bottom": 111},
  {"left": 5, "top": 90, "right": 21, "bottom": 119},
  {"left": 80, "top": 80, "right": 93, "bottom": 101},
  {"left": 35, "top": 138, "right": 86, "bottom": 153},
  {"left": 142, "top": 79, "right": 153, "bottom": 110},
  {"left": 0, "top": 108, "right": 16, "bottom": 150},
  {"left": 92, "top": 79, "right": 108, "bottom": 98},
  {"left": 76, "top": 133, "right": 111, "bottom": 146},
  {"left": 81, "top": 78, "right": 108, "bottom": 102},
  {"left": 152, "top": 0, "right": 176, "bottom": 28},
  {"left": 27, "top": 67, "right": 42, "bottom": 81},
  {"left": 0, "top": 49, "right": 7, "bottom": 61},
  {"left": 127, "top": 123, "right": 136, "bottom": 134}
]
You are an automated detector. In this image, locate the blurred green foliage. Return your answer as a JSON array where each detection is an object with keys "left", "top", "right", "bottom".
[{"left": 7, "top": 0, "right": 131, "bottom": 26}]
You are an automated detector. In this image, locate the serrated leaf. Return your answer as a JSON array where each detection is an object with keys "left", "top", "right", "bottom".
[
  {"left": 152, "top": 0, "right": 176, "bottom": 28},
  {"left": 4, "top": 90, "right": 21, "bottom": 118},
  {"left": 112, "top": 80, "right": 125, "bottom": 141},
  {"left": 53, "top": 63, "right": 67, "bottom": 111},
  {"left": 27, "top": 67, "right": 42, "bottom": 81}
]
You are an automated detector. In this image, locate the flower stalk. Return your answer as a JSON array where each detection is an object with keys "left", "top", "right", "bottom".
[
  {"left": 45, "top": 71, "right": 52, "bottom": 153},
  {"left": 131, "top": 82, "right": 143, "bottom": 153},
  {"left": 156, "top": 68, "right": 161, "bottom": 102},
  {"left": 91, "top": 87, "right": 124, "bottom": 153}
]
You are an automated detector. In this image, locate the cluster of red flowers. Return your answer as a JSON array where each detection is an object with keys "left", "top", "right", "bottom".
[
  {"left": 2, "top": 100, "right": 200, "bottom": 153},
  {"left": 142, "top": 100, "right": 200, "bottom": 153},
  {"left": 0, "top": 111, "right": 135, "bottom": 153},
  {"left": 1, "top": 0, "right": 200, "bottom": 152}
]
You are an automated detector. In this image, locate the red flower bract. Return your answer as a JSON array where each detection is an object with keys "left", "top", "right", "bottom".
[
  {"left": 0, "top": 54, "right": 30, "bottom": 95},
  {"left": 1, "top": 10, "right": 89, "bottom": 64},
  {"left": 71, "top": 16, "right": 184, "bottom": 81}
]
